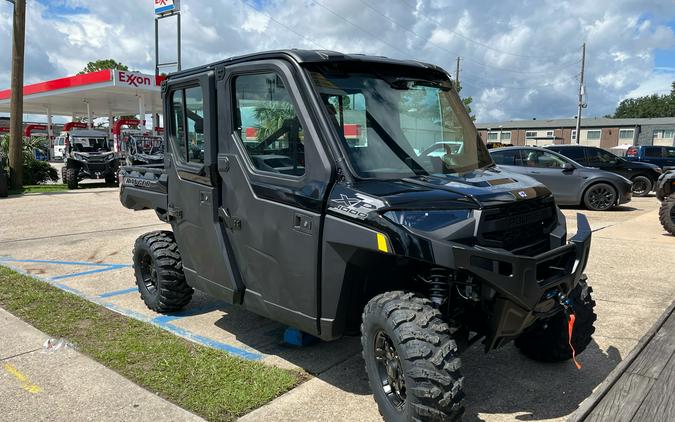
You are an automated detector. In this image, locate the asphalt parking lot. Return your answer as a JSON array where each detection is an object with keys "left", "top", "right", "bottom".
[{"left": 1, "top": 188, "right": 674, "bottom": 421}]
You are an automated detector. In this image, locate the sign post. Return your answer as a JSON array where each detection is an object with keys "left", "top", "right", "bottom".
[{"left": 154, "top": 0, "right": 181, "bottom": 75}]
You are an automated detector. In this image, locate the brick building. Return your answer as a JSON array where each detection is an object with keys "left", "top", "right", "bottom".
[{"left": 476, "top": 117, "right": 675, "bottom": 149}]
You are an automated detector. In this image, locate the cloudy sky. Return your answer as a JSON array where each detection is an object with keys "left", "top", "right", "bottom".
[{"left": 1, "top": 0, "right": 674, "bottom": 123}]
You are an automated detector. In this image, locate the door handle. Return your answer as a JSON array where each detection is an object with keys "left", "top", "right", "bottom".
[{"left": 293, "top": 213, "right": 313, "bottom": 234}]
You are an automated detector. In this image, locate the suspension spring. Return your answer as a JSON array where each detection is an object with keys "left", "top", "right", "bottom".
[{"left": 427, "top": 268, "right": 451, "bottom": 308}]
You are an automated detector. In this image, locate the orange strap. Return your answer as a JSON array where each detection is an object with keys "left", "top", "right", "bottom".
[{"left": 567, "top": 313, "right": 582, "bottom": 369}]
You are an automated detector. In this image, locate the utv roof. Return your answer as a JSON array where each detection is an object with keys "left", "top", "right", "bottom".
[{"left": 168, "top": 49, "right": 447, "bottom": 80}]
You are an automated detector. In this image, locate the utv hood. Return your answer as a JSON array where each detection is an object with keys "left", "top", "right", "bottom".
[{"left": 328, "top": 166, "right": 552, "bottom": 218}]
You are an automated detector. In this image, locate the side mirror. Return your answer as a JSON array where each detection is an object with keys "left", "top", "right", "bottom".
[{"left": 562, "top": 162, "right": 575, "bottom": 171}]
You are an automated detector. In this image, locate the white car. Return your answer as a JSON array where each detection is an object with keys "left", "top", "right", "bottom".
[{"left": 53, "top": 136, "right": 67, "bottom": 159}]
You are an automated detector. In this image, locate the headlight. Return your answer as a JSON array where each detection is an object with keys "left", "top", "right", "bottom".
[
  {"left": 383, "top": 209, "right": 471, "bottom": 231},
  {"left": 105, "top": 153, "right": 116, "bottom": 161}
]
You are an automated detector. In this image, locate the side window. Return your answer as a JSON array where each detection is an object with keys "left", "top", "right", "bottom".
[
  {"left": 491, "top": 150, "right": 519, "bottom": 165},
  {"left": 233, "top": 72, "right": 305, "bottom": 176},
  {"left": 171, "top": 90, "right": 187, "bottom": 161},
  {"left": 185, "top": 87, "right": 205, "bottom": 163},
  {"left": 562, "top": 147, "right": 586, "bottom": 163},
  {"left": 586, "top": 148, "right": 617, "bottom": 166},
  {"left": 645, "top": 147, "right": 663, "bottom": 158},
  {"left": 522, "top": 150, "right": 566, "bottom": 168},
  {"left": 170, "top": 87, "right": 205, "bottom": 164},
  {"left": 665, "top": 147, "right": 675, "bottom": 158}
]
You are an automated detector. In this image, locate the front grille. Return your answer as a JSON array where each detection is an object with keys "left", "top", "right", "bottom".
[{"left": 478, "top": 196, "right": 557, "bottom": 256}]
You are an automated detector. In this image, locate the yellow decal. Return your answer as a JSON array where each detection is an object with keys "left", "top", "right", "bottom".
[
  {"left": 3, "top": 363, "right": 42, "bottom": 394},
  {"left": 376, "top": 233, "right": 389, "bottom": 253}
]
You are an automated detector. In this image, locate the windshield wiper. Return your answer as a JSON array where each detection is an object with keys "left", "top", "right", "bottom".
[{"left": 366, "top": 111, "right": 428, "bottom": 176}]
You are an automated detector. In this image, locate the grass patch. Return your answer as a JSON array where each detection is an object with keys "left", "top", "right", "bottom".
[
  {"left": 9, "top": 184, "right": 69, "bottom": 194},
  {"left": 0, "top": 266, "right": 305, "bottom": 421},
  {"left": 9, "top": 182, "right": 118, "bottom": 195}
]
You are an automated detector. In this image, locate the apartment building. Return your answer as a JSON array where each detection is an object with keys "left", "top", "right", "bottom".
[{"left": 476, "top": 117, "right": 675, "bottom": 148}]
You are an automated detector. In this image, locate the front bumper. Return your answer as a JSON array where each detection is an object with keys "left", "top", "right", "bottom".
[
  {"left": 451, "top": 213, "right": 592, "bottom": 350},
  {"left": 618, "top": 185, "right": 632, "bottom": 205}
]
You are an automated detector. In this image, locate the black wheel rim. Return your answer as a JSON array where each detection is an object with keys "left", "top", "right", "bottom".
[
  {"left": 632, "top": 179, "right": 648, "bottom": 195},
  {"left": 139, "top": 252, "right": 158, "bottom": 294},
  {"left": 374, "top": 331, "right": 406, "bottom": 410},
  {"left": 589, "top": 186, "right": 615, "bottom": 210}
]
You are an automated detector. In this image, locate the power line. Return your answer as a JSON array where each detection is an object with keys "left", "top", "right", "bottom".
[
  {"left": 239, "top": 0, "right": 329, "bottom": 50},
  {"left": 395, "top": 0, "right": 581, "bottom": 62},
  {"left": 311, "top": 0, "right": 414, "bottom": 60},
  {"left": 356, "top": 0, "right": 581, "bottom": 75}
]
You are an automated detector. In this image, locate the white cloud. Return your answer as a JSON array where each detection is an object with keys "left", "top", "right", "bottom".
[{"left": 0, "top": 0, "right": 673, "bottom": 122}]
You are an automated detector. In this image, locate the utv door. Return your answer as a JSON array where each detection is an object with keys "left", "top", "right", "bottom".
[
  {"left": 216, "top": 61, "right": 333, "bottom": 335},
  {"left": 164, "top": 73, "right": 243, "bottom": 303}
]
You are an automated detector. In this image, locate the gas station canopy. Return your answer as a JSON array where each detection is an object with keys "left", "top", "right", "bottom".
[{"left": 0, "top": 69, "right": 165, "bottom": 118}]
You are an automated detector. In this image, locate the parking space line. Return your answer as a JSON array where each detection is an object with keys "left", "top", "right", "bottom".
[
  {"left": 0, "top": 257, "right": 131, "bottom": 268},
  {"left": 50, "top": 265, "right": 127, "bottom": 281},
  {"left": 1, "top": 263, "right": 264, "bottom": 362},
  {"left": 98, "top": 287, "right": 138, "bottom": 298}
]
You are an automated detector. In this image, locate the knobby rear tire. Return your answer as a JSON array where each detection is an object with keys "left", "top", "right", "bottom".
[{"left": 132, "top": 231, "right": 193, "bottom": 313}]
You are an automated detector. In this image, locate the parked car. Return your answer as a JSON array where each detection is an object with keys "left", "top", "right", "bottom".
[
  {"left": 625, "top": 145, "right": 675, "bottom": 170},
  {"left": 491, "top": 146, "right": 632, "bottom": 211},
  {"left": 52, "top": 135, "right": 67, "bottom": 159},
  {"left": 546, "top": 145, "right": 662, "bottom": 197}
]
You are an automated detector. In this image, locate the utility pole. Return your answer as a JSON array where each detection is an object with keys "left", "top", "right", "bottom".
[
  {"left": 455, "top": 56, "right": 461, "bottom": 89},
  {"left": 8, "top": 0, "right": 26, "bottom": 190},
  {"left": 574, "top": 42, "right": 586, "bottom": 145}
]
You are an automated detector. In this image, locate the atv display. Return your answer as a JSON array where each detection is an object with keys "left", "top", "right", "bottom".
[
  {"left": 656, "top": 170, "right": 675, "bottom": 235},
  {"left": 119, "top": 50, "right": 597, "bottom": 421},
  {"left": 62, "top": 129, "right": 119, "bottom": 189},
  {"left": 124, "top": 134, "right": 164, "bottom": 166}
]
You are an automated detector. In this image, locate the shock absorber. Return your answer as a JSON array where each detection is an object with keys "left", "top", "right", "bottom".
[{"left": 427, "top": 268, "right": 451, "bottom": 308}]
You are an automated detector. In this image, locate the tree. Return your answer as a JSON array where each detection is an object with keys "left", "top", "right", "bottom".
[
  {"left": 456, "top": 83, "right": 475, "bottom": 121},
  {"left": 78, "top": 59, "right": 128, "bottom": 74},
  {"left": 612, "top": 81, "right": 675, "bottom": 118}
]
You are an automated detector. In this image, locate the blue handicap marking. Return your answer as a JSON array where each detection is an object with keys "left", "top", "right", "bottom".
[
  {"left": 98, "top": 287, "right": 138, "bottom": 298},
  {"left": 0, "top": 256, "right": 130, "bottom": 281}
]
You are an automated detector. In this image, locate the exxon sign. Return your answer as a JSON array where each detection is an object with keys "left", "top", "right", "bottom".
[
  {"left": 117, "top": 71, "right": 153, "bottom": 88},
  {"left": 154, "top": 0, "right": 180, "bottom": 15}
]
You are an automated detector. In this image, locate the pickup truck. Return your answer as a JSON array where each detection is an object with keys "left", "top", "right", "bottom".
[
  {"left": 118, "top": 49, "right": 597, "bottom": 421},
  {"left": 626, "top": 145, "right": 675, "bottom": 170}
]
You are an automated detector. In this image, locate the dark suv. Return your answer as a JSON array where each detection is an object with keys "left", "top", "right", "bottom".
[
  {"left": 625, "top": 145, "right": 675, "bottom": 170},
  {"left": 547, "top": 145, "right": 662, "bottom": 197}
]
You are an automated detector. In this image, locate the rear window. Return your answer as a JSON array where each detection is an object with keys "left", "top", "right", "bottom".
[
  {"left": 644, "top": 147, "right": 663, "bottom": 158},
  {"left": 491, "top": 149, "right": 521, "bottom": 165},
  {"left": 553, "top": 147, "right": 585, "bottom": 162}
]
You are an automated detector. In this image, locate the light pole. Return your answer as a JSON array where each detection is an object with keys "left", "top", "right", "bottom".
[{"left": 6, "top": 0, "right": 26, "bottom": 189}]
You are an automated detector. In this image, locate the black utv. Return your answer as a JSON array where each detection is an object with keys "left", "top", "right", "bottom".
[
  {"left": 656, "top": 170, "right": 675, "bottom": 235},
  {"left": 62, "top": 129, "right": 119, "bottom": 189},
  {"left": 124, "top": 134, "right": 164, "bottom": 166},
  {"left": 119, "top": 50, "right": 597, "bottom": 421}
]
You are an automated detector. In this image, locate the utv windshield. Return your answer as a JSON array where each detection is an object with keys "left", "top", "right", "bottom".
[
  {"left": 307, "top": 63, "right": 492, "bottom": 179},
  {"left": 130, "top": 135, "right": 163, "bottom": 154},
  {"left": 71, "top": 137, "right": 110, "bottom": 153}
]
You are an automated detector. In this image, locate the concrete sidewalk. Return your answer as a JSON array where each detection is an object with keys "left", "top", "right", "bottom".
[{"left": 0, "top": 307, "right": 204, "bottom": 422}]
